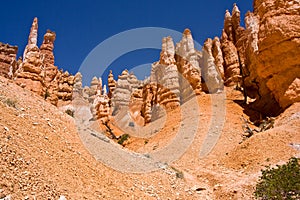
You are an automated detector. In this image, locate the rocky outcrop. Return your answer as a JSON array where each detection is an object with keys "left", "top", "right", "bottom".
[
  {"left": 111, "top": 70, "right": 142, "bottom": 113},
  {"left": 73, "top": 72, "right": 83, "bottom": 98},
  {"left": 140, "top": 83, "right": 156, "bottom": 124},
  {"left": 11, "top": 17, "right": 75, "bottom": 106},
  {"left": 15, "top": 18, "right": 45, "bottom": 96},
  {"left": 151, "top": 37, "right": 180, "bottom": 110},
  {"left": 39, "top": 30, "right": 60, "bottom": 105},
  {"left": 212, "top": 37, "right": 224, "bottom": 80},
  {"left": 0, "top": 43, "right": 18, "bottom": 78},
  {"left": 221, "top": 6, "right": 242, "bottom": 86},
  {"left": 57, "top": 71, "right": 74, "bottom": 106},
  {"left": 243, "top": 0, "right": 300, "bottom": 115},
  {"left": 40, "top": 30, "right": 57, "bottom": 85},
  {"left": 85, "top": 76, "right": 102, "bottom": 103},
  {"left": 175, "top": 29, "right": 202, "bottom": 100},
  {"left": 92, "top": 86, "right": 110, "bottom": 122},
  {"left": 202, "top": 38, "right": 224, "bottom": 93},
  {"left": 108, "top": 70, "right": 116, "bottom": 99}
]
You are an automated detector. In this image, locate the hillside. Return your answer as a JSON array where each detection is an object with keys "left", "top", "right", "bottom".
[
  {"left": 1, "top": 75, "right": 299, "bottom": 199},
  {"left": 1, "top": 0, "right": 300, "bottom": 199}
]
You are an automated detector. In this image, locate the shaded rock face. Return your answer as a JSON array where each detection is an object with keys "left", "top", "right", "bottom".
[
  {"left": 0, "top": 43, "right": 18, "bottom": 79},
  {"left": 243, "top": 0, "right": 300, "bottom": 115}
]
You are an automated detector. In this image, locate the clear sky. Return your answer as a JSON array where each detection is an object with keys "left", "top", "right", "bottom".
[{"left": 0, "top": 0, "right": 253, "bottom": 85}]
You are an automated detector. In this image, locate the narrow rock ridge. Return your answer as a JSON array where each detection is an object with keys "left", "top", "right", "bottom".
[{"left": 12, "top": 18, "right": 74, "bottom": 106}]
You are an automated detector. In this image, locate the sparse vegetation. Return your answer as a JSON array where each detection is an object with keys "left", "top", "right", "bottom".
[
  {"left": 118, "top": 134, "right": 129, "bottom": 145},
  {"left": 65, "top": 109, "right": 75, "bottom": 117},
  {"left": 44, "top": 89, "right": 50, "bottom": 100},
  {"left": 254, "top": 157, "right": 300, "bottom": 199},
  {"left": 171, "top": 166, "right": 184, "bottom": 179},
  {"left": 3, "top": 98, "right": 17, "bottom": 108}
]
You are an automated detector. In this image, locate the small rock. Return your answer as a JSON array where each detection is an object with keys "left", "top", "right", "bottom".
[
  {"left": 32, "top": 122, "right": 39, "bottom": 125},
  {"left": 59, "top": 196, "right": 66, "bottom": 200},
  {"left": 191, "top": 185, "right": 206, "bottom": 192},
  {"left": 4, "top": 126, "right": 9, "bottom": 132},
  {"left": 1, "top": 195, "right": 11, "bottom": 200}
]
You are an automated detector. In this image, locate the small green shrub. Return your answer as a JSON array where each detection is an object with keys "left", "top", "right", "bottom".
[
  {"left": 254, "top": 157, "right": 300, "bottom": 199},
  {"left": 118, "top": 134, "right": 129, "bottom": 145},
  {"left": 65, "top": 109, "right": 74, "bottom": 117}
]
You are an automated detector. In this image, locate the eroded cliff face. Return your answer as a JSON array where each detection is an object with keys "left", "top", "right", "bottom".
[
  {"left": 244, "top": 0, "right": 300, "bottom": 115},
  {"left": 12, "top": 18, "right": 75, "bottom": 106},
  {"left": 1, "top": 0, "right": 298, "bottom": 121},
  {"left": 0, "top": 43, "right": 18, "bottom": 79},
  {"left": 175, "top": 29, "right": 202, "bottom": 99}
]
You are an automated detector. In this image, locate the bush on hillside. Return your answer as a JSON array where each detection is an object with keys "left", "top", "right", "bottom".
[{"left": 254, "top": 157, "right": 300, "bottom": 199}]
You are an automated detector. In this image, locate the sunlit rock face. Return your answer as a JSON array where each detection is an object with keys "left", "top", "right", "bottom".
[
  {"left": 92, "top": 85, "right": 110, "bottom": 122},
  {"left": 220, "top": 6, "right": 241, "bottom": 86},
  {"left": 13, "top": 17, "right": 75, "bottom": 106},
  {"left": 175, "top": 29, "right": 202, "bottom": 101},
  {"left": 243, "top": 0, "right": 300, "bottom": 115},
  {"left": 15, "top": 18, "right": 45, "bottom": 96},
  {"left": 111, "top": 69, "right": 142, "bottom": 113},
  {"left": 201, "top": 38, "right": 224, "bottom": 93}
]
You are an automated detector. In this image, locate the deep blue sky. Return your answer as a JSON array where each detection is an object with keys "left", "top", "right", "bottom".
[{"left": 0, "top": 0, "right": 252, "bottom": 85}]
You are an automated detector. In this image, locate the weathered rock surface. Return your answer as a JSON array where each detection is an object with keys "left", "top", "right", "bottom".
[
  {"left": 141, "top": 83, "right": 156, "bottom": 124},
  {"left": 15, "top": 18, "right": 44, "bottom": 96},
  {"left": 175, "top": 29, "right": 202, "bottom": 100},
  {"left": 10, "top": 17, "right": 75, "bottom": 106},
  {"left": 244, "top": 0, "right": 300, "bottom": 115},
  {"left": 201, "top": 38, "right": 224, "bottom": 93},
  {"left": 84, "top": 76, "right": 102, "bottom": 103},
  {"left": 151, "top": 37, "right": 181, "bottom": 110},
  {"left": 73, "top": 72, "right": 83, "bottom": 95},
  {"left": 221, "top": 7, "right": 241, "bottom": 86},
  {"left": 108, "top": 70, "right": 116, "bottom": 99},
  {"left": 92, "top": 85, "right": 110, "bottom": 122},
  {"left": 57, "top": 71, "right": 74, "bottom": 106},
  {"left": 111, "top": 70, "right": 142, "bottom": 113},
  {"left": 40, "top": 30, "right": 57, "bottom": 84},
  {"left": 39, "top": 30, "right": 60, "bottom": 105},
  {"left": 0, "top": 43, "right": 18, "bottom": 78},
  {"left": 212, "top": 37, "right": 224, "bottom": 80}
]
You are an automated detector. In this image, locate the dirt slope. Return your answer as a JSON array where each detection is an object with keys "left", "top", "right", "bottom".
[{"left": 0, "top": 76, "right": 299, "bottom": 199}]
